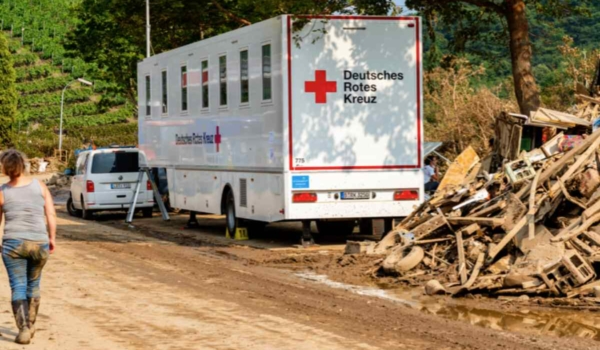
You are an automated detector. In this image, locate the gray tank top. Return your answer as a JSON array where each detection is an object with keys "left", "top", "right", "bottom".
[{"left": 2, "top": 179, "right": 48, "bottom": 242}]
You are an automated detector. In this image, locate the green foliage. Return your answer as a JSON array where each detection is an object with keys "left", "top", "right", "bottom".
[
  {"left": 15, "top": 64, "right": 59, "bottom": 82},
  {"left": 0, "top": 33, "right": 17, "bottom": 144},
  {"left": 18, "top": 88, "right": 92, "bottom": 108},
  {"left": 18, "top": 100, "right": 101, "bottom": 124},
  {"left": 16, "top": 76, "right": 71, "bottom": 94},
  {"left": 63, "top": 105, "right": 134, "bottom": 128},
  {"left": 12, "top": 52, "right": 38, "bottom": 67}
]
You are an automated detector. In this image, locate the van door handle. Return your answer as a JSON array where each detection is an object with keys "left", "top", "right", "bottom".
[{"left": 117, "top": 195, "right": 126, "bottom": 198}]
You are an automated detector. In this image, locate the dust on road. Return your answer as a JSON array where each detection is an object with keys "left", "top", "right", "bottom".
[{"left": 0, "top": 210, "right": 598, "bottom": 349}]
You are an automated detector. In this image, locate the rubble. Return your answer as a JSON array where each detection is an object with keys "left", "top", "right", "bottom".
[{"left": 351, "top": 104, "right": 600, "bottom": 302}]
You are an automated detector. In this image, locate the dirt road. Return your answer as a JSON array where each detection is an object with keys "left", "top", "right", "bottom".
[{"left": 0, "top": 210, "right": 598, "bottom": 349}]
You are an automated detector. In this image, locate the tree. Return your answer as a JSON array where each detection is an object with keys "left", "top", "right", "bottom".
[
  {"left": 407, "top": 0, "right": 590, "bottom": 116},
  {"left": 67, "top": 0, "right": 394, "bottom": 102},
  {"left": 0, "top": 32, "right": 17, "bottom": 145}
]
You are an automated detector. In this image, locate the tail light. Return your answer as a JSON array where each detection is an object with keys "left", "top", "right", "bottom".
[
  {"left": 293, "top": 192, "right": 317, "bottom": 203},
  {"left": 147, "top": 180, "right": 152, "bottom": 191},
  {"left": 86, "top": 180, "right": 95, "bottom": 193},
  {"left": 394, "top": 189, "right": 419, "bottom": 201}
]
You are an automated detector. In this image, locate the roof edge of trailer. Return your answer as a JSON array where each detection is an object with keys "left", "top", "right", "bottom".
[{"left": 139, "top": 14, "right": 420, "bottom": 65}]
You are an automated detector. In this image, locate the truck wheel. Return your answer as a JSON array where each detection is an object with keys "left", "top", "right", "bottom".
[
  {"left": 67, "top": 196, "right": 82, "bottom": 218},
  {"left": 316, "top": 220, "right": 356, "bottom": 236},
  {"left": 142, "top": 207, "right": 153, "bottom": 218},
  {"left": 225, "top": 191, "right": 238, "bottom": 236},
  {"left": 81, "top": 196, "right": 94, "bottom": 220}
]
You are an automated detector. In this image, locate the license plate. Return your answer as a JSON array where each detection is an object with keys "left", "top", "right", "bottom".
[
  {"left": 111, "top": 183, "right": 131, "bottom": 189},
  {"left": 341, "top": 191, "right": 370, "bottom": 200}
]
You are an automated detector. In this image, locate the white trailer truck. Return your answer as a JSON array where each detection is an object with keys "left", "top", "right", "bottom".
[{"left": 137, "top": 15, "right": 423, "bottom": 243}]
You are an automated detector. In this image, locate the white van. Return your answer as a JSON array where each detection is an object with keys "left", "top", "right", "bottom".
[{"left": 67, "top": 148, "right": 154, "bottom": 219}]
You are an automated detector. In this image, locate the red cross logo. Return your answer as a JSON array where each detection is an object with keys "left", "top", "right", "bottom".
[
  {"left": 215, "top": 126, "right": 221, "bottom": 152},
  {"left": 305, "top": 70, "right": 337, "bottom": 104}
]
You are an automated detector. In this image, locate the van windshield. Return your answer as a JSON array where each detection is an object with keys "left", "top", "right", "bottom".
[{"left": 91, "top": 152, "right": 139, "bottom": 174}]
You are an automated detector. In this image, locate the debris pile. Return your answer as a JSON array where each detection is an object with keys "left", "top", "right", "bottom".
[{"left": 359, "top": 113, "right": 600, "bottom": 299}]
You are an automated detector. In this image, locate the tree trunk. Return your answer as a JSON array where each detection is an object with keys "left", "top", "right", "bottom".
[{"left": 505, "top": 0, "right": 540, "bottom": 116}]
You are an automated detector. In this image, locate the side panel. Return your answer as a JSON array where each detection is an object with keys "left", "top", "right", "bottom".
[
  {"left": 168, "top": 169, "right": 285, "bottom": 222},
  {"left": 137, "top": 17, "right": 285, "bottom": 174},
  {"left": 288, "top": 17, "right": 421, "bottom": 170}
]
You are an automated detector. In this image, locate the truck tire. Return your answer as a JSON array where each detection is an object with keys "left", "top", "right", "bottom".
[
  {"left": 67, "top": 196, "right": 82, "bottom": 218},
  {"left": 225, "top": 191, "right": 238, "bottom": 236},
  {"left": 81, "top": 196, "right": 94, "bottom": 220},
  {"left": 316, "top": 220, "right": 356, "bottom": 236}
]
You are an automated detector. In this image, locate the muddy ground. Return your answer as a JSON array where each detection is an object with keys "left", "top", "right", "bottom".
[{"left": 1, "top": 208, "right": 600, "bottom": 349}]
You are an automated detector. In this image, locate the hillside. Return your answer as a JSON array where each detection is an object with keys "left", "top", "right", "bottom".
[{"left": 0, "top": 0, "right": 137, "bottom": 160}]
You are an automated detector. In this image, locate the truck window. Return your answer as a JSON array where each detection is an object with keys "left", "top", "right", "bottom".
[
  {"left": 240, "top": 50, "right": 249, "bottom": 103},
  {"left": 181, "top": 65, "right": 188, "bottom": 112},
  {"left": 202, "top": 60, "right": 209, "bottom": 109},
  {"left": 91, "top": 152, "right": 140, "bottom": 174},
  {"left": 161, "top": 70, "right": 168, "bottom": 114},
  {"left": 262, "top": 44, "right": 272, "bottom": 101},
  {"left": 145, "top": 75, "right": 151, "bottom": 116},
  {"left": 219, "top": 55, "right": 227, "bottom": 106}
]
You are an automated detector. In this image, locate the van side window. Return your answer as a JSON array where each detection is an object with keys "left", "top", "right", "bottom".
[
  {"left": 240, "top": 50, "right": 249, "bottom": 104},
  {"left": 202, "top": 60, "right": 209, "bottom": 109},
  {"left": 76, "top": 154, "right": 89, "bottom": 175},
  {"left": 219, "top": 55, "right": 227, "bottom": 106},
  {"left": 161, "top": 70, "right": 168, "bottom": 114},
  {"left": 181, "top": 65, "right": 188, "bottom": 112},
  {"left": 262, "top": 44, "right": 272, "bottom": 101},
  {"left": 145, "top": 75, "right": 151, "bottom": 116}
]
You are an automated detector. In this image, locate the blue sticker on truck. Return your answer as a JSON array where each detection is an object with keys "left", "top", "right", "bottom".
[{"left": 292, "top": 175, "right": 310, "bottom": 189}]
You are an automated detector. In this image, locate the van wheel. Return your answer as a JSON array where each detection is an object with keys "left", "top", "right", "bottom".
[
  {"left": 225, "top": 191, "right": 238, "bottom": 236},
  {"left": 316, "top": 220, "right": 356, "bottom": 236},
  {"left": 81, "top": 197, "right": 94, "bottom": 220},
  {"left": 142, "top": 207, "right": 153, "bottom": 218},
  {"left": 67, "top": 196, "right": 82, "bottom": 218}
]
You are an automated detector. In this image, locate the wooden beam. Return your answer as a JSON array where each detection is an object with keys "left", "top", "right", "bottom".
[
  {"left": 487, "top": 216, "right": 527, "bottom": 261},
  {"left": 456, "top": 230, "right": 467, "bottom": 285},
  {"left": 446, "top": 217, "right": 504, "bottom": 228},
  {"left": 463, "top": 253, "right": 485, "bottom": 289},
  {"left": 528, "top": 170, "right": 541, "bottom": 240}
]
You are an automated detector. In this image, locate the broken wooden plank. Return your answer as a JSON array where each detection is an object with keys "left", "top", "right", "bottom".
[
  {"left": 456, "top": 229, "right": 467, "bottom": 285},
  {"left": 487, "top": 215, "right": 528, "bottom": 261},
  {"left": 413, "top": 237, "right": 453, "bottom": 245},
  {"left": 553, "top": 212, "right": 600, "bottom": 243},
  {"left": 468, "top": 199, "right": 506, "bottom": 217},
  {"left": 464, "top": 253, "right": 485, "bottom": 289},
  {"left": 438, "top": 146, "right": 480, "bottom": 192},
  {"left": 412, "top": 215, "right": 447, "bottom": 240},
  {"left": 424, "top": 251, "right": 451, "bottom": 266},
  {"left": 446, "top": 217, "right": 504, "bottom": 228},
  {"left": 528, "top": 170, "right": 541, "bottom": 240}
]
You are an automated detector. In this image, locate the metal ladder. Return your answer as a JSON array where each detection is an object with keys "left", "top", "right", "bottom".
[{"left": 126, "top": 167, "right": 170, "bottom": 223}]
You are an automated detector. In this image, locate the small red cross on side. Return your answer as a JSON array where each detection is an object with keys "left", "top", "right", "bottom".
[
  {"left": 305, "top": 70, "right": 337, "bottom": 104},
  {"left": 215, "top": 126, "right": 221, "bottom": 152}
]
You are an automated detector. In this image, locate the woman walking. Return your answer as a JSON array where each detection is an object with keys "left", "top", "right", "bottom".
[{"left": 0, "top": 150, "right": 56, "bottom": 344}]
